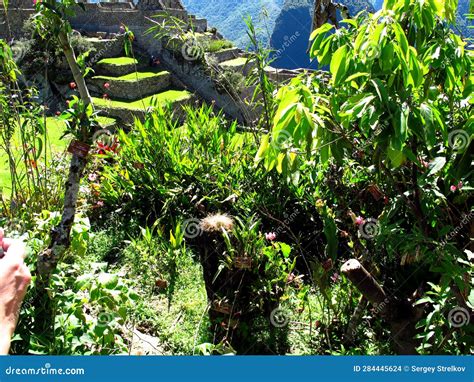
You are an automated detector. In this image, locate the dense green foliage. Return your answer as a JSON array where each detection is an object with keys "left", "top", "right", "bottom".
[
  {"left": 0, "top": 0, "right": 472, "bottom": 356},
  {"left": 258, "top": 0, "right": 473, "bottom": 353}
]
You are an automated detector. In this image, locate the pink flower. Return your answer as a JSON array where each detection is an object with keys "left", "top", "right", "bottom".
[
  {"left": 103, "top": 82, "right": 110, "bottom": 89},
  {"left": 265, "top": 232, "right": 276, "bottom": 241},
  {"left": 103, "top": 94, "right": 109, "bottom": 99},
  {"left": 457, "top": 181, "right": 463, "bottom": 189},
  {"left": 96, "top": 200, "right": 104, "bottom": 208},
  {"left": 88, "top": 173, "right": 98, "bottom": 182},
  {"left": 330, "top": 273, "right": 341, "bottom": 283},
  {"left": 450, "top": 185, "right": 457, "bottom": 192},
  {"left": 355, "top": 216, "right": 364, "bottom": 226}
]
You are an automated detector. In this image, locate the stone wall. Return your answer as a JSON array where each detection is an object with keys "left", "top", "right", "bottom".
[
  {"left": 0, "top": 1, "right": 303, "bottom": 124},
  {"left": 0, "top": 8, "right": 36, "bottom": 40}
]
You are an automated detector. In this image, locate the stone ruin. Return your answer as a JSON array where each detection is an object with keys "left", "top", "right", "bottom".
[{"left": 0, "top": 0, "right": 307, "bottom": 124}]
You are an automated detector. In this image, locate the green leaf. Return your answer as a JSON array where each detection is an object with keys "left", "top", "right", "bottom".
[
  {"left": 467, "top": 290, "right": 474, "bottom": 309},
  {"left": 346, "top": 72, "right": 370, "bottom": 82},
  {"left": 393, "top": 23, "right": 409, "bottom": 58},
  {"left": 279, "top": 242, "right": 292, "bottom": 258},
  {"left": 420, "top": 103, "right": 436, "bottom": 146},
  {"left": 380, "top": 42, "right": 395, "bottom": 72},
  {"left": 98, "top": 273, "right": 119, "bottom": 290},
  {"left": 309, "top": 23, "right": 334, "bottom": 42},
  {"left": 390, "top": 108, "right": 408, "bottom": 151},
  {"left": 370, "top": 79, "right": 388, "bottom": 103},
  {"left": 387, "top": 146, "right": 405, "bottom": 167},
  {"left": 255, "top": 134, "right": 270, "bottom": 162},
  {"left": 330, "top": 46, "right": 348, "bottom": 85}
]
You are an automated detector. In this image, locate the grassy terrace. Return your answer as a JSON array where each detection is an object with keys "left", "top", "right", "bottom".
[
  {"left": 220, "top": 56, "right": 248, "bottom": 67},
  {"left": 92, "top": 70, "right": 170, "bottom": 82},
  {"left": 92, "top": 90, "right": 193, "bottom": 110},
  {"left": 96, "top": 57, "right": 139, "bottom": 66},
  {"left": 0, "top": 116, "right": 115, "bottom": 190},
  {"left": 0, "top": 118, "right": 67, "bottom": 190}
]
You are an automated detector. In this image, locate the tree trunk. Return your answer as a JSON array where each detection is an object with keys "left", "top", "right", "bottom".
[
  {"left": 344, "top": 296, "right": 368, "bottom": 344},
  {"left": 341, "top": 259, "right": 420, "bottom": 354},
  {"left": 35, "top": 30, "right": 95, "bottom": 332},
  {"left": 57, "top": 31, "right": 93, "bottom": 106}
]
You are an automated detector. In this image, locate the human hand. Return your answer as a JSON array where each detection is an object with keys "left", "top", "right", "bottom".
[{"left": 0, "top": 229, "right": 31, "bottom": 354}]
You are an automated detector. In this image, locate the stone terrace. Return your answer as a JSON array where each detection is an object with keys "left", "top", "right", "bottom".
[{"left": 0, "top": 0, "right": 305, "bottom": 124}]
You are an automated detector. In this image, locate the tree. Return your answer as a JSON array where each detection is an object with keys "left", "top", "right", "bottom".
[
  {"left": 30, "top": 0, "right": 98, "bottom": 330},
  {"left": 256, "top": 0, "right": 472, "bottom": 353}
]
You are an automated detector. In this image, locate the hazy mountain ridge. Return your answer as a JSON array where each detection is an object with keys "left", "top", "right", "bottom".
[
  {"left": 270, "top": 0, "right": 375, "bottom": 69},
  {"left": 182, "top": 0, "right": 285, "bottom": 47},
  {"left": 270, "top": 0, "right": 472, "bottom": 69},
  {"left": 182, "top": 0, "right": 472, "bottom": 68}
]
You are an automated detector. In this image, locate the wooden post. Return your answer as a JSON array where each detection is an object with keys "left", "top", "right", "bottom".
[
  {"left": 341, "top": 259, "right": 419, "bottom": 354},
  {"left": 341, "top": 259, "right": 389, "bottom": 315}
]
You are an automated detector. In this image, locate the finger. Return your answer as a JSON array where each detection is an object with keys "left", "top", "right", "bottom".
[{"left": 2, "top": 239, "right": 26, "bottom": 261}]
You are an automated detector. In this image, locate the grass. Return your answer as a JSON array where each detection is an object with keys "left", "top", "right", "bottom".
[
  {"left": 92, "top": 90, "right": 193, "bottom": 111},
  {"left": 220, "top": 57, "right": 248, "bottom": 67},
  {"left": 0, "top": 116, "right": 116, "bottom": 191},
  {"left": 97, "top": 57, "right": 138, "bottom": 66},
  {"left": 221, "top": 57, "right": 248, "bottom": 66},
  {"left": 183, "top": 32, "right": 233, "bottom": 53},
  {"left": 92, "top": 70, "right": 170, "bottom": 82},
  {"left": 97, "top": 116, "right": 117, "bottom": 127},
  {"left": 206, "top": 40, "right": 234, "bottom": 53},
  {"left": 0, "top": 117, "right": 68, "bottom": 191}
]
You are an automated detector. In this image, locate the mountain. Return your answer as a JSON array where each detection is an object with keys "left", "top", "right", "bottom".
[
  {"left": 270, "top": 0, "right": 472, "bottom": 69},
  {"left": 182, "top": 0, "right": 471, "bottom": 68},
  {"left": 455, "top": 0, "right": 473, "bottom": 39},
  {"left": 182, "top": 0, "right": 285, "bottom": 47},
  {"left": 270, "top": 0, "right": 375, "bottom": 69}
]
